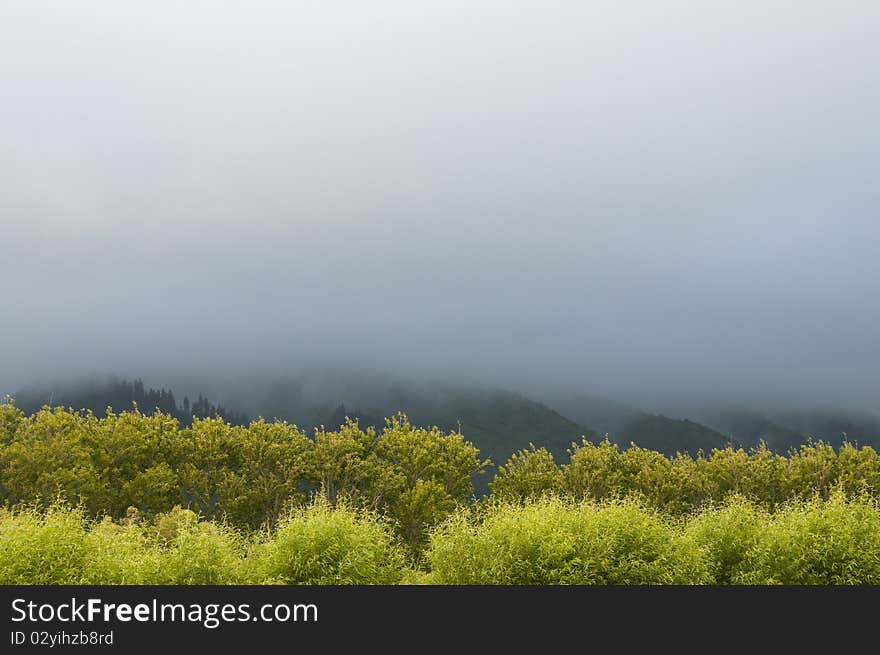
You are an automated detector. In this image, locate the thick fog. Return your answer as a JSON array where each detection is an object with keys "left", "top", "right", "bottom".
[{"left": 2, "top": 1, "right": 879, "bottom": 411}]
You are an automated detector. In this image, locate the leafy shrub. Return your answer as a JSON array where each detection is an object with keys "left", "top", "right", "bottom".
[
  {"left": 835, "top": 443, "right": 880, "bottom": 496},
  {"left": 786, "top": 442, "right": 841, "bottom": 500},
  {"left": 701, "top": 443, "right": 789, "bottom": 509},
  {"left": 685, "top": 496, "right": 770, "bottom": 584},
  {"left": 741, "top": 492, "right": 880, "bottom": 585},
  {"left": 561, "top": 438, "right": 629, "bottom": 500},
  {"left": 5, "top": 495, "right": 880, "bottom": 585},
  {"left": 425, "top": 497, "right": 709, "bottom": 585},
  {"left": 6, "top": 402, "right": 880, "bottom": 585},
  {"left": 247, "top": 500, "right": 407, "bottom": 584},
  {"left": 0, "top": 408, "right": 100, "bottom": 510},
  {"left": 490, "top": 444, "right": 563, "bottom": 501},
  {"left": 222, "top": 419, "right": 313, "bottom": 529},
  {"left": 0, "top": 399, "right": 24, "bottom": 446},
  {"left": 6, "top": 402, "right": 880, "bottom": 536},
  {"left": 0, "top": 505, "right": 91, "bottom": 584},
  {"left": 310, "top": 414, "right": 486, "bottom": 550},
  {"left": 146, "top": 509, "right": 246, "bottom": 585},
  {"left": 80, "top": 516, "right": 156, "bottom": 584}
]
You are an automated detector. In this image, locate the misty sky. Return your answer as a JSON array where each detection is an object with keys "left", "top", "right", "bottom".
[{"left": 2, "top": 1, "right": 879, "bottom": 410}]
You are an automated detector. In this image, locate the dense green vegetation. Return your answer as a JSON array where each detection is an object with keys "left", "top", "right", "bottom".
[
  {"left": 426, "top": 498, "right": 709, "bottom": 584},
  {"left": 491, "top": 438, "right": 880, "bottom": 514},
  {"left": 0, "top": 402, "right": 485, "bottom": 550},
  {"left": 15, "top": 377, "right": 880, "bottom": 492},
  {"left": 4, "top": 400, "right": 880, "bottom": 584},
  {"left": 0, "top": 503, "right": 405, "bottom": 585},
  {"left": 4, "top": 494, "right": 880, "bottom": 585}
]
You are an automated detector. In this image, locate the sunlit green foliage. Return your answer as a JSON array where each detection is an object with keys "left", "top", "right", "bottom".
[
  {"left": 0, "top": 501, "right": 407, "bottom": 585},
  {"left": 426, "top": 497, "right": 710, "bottom": 585},
  {"left": 247, "top": 500, "right": 407, "bottom": 584},
  {"left": 373, "top": 414, "right": 487, "bottom": 548},
  {"left": 177, "top": 418, "right": 311, "bottom": 529},
  {"left": 307, "top": 413, "right": 486, "bottom": 549},
  {"left": 738, "top": 492, "right": 880, "bottom": 585},
  {"left": 684, "top": 496, "right": 771, "bottom": 584},
  {"left": 0, "top": 405, "right": 484, "bottom": 547},
  {"left": 4, "top": 402, "right": 880, "bottom": 584},
  {"left": 0, "top": 505, "right": 92, "bottom": 584},
  {"left": 146, "top": 507, "right": 247, "bottom": 584},
  {"left": 498, "top": 436, "right": 880, "bottom": 514},
  {"left": 4, "top": 495, "right": 880, "bottom": 584},
  {"left": 490, "top": 444, "right": 563, "bottom": 501},
  {"left": 0, "top": 399, "right": 25, "bottom": 446}
]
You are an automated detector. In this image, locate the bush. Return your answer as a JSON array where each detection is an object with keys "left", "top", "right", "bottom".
[
  {"left": 701, "top": 443, "right": 789, "bottom": 509},
  {"left": 741, "top": 492, "right": 880, "bottom": 585},
  {"left": 490, "top": 444, "right": 563, "bottom": 501},
  {"left": 561, "top": 438, "right": 629, "bottom": 501},
  {"left": 5, "top": 495, "right": 880, "bottom": 585},
  {"left": 821, "top": 442, "right": 880, "bottom": 498},
  {"left": 0, "top": 505, "right": 249, "bottom": 585},
  {"left": 425, "top": 497, "right": 709, "bottom": 585},
  {"left": 248, "top": 500, "right": 408, "bottom": 584},
  {"left": 0, "top": 505, "right": 91, "bottom": 584},
  {"left": 786, "top": 442, "right": 840, "bottom": 500},
  {"left": 0, "top": 408, "right": 100, "bottom": 511},
  {"left": 685, "top": 496, "right": 770, "bottom": 584},
  {"left": 309, "top": 414, "right": 486, "bottom": 551},
  {"left": 7, "top": 403, "right": 880, "bottom": 534},
  {"left": 142, "top": 507, "right": 246, "bottom": 584},
  {"left": 0, "top": 399, "right": 24, "bottom": 446},
  {"left": 80, "top": 516, "right": 157, "bottom": 584}
]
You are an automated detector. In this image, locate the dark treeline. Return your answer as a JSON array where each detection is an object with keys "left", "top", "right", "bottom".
[{"left": 11, "top": 378, "right": 248, "bottom": 427}]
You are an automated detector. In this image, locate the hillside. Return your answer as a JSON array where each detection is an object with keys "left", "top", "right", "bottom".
[
  {"left": 689, "top": 407, "right": 880, "bottom": 452},
  {"left": 615, "top": 413, "right": 730, "bottom": 455},
  {"left": 543, "top": 392, "right": 729, "bottom": 454},
  {"left": 692, "top": 408, "right": 806, "bottom": 452},
  {"left": 768, "top": 409, "right": 880, "bottom": 448}
]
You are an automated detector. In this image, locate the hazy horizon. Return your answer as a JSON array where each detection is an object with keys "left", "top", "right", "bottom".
[{"left": 3, "top": 2, "right": 879, "bottom": 413}]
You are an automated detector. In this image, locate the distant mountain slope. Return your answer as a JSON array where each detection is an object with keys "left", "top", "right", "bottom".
[
  {"left": 537, "top": 392, "right": 637, "bottom": 437},
  {"left": 692, "top": 408, "right": 806, "bottom": 452},
  {"left": 543, "top": 392, "right": 729, "bottom": 454},
  {"left": 768, "top": 409, "right": 880, "bottom": 448},
  {"left": 690, "top": 407, "right": 880, "bottom": 452},
  {"left": 615, "top": 413, "right": 730, "bottom": 455}
]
